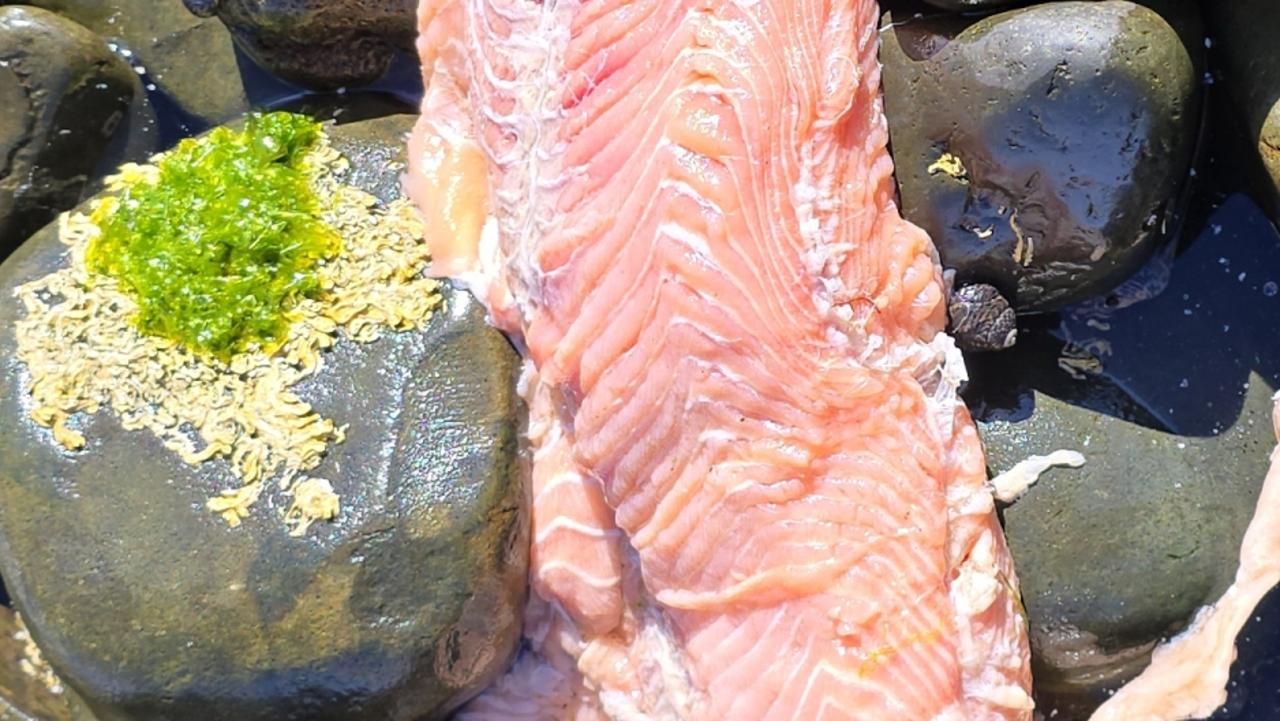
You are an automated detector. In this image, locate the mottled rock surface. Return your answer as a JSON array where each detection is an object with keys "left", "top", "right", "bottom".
[
  {"left": 881, "top": 0, "right": 1201, "bottom": 313},
  {"left": 949, "top": 283, "right": 1017, "bottom": 352},
  {"left": 0, "top": 5, "right": 134, "bottom": 253},
  {"left": 0, "top": 115, "right": 528, "bottom": 721},
  {"left": 968, "top": 193, "right": 1280, "bottom": 719},
  {"left": 184, "top": 0, "right": 415, "bottom": 90}
]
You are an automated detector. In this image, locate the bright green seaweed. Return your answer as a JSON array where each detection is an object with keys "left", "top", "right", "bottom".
[{"left": 85, "top": 112, "right": 341, "bottom": 359}]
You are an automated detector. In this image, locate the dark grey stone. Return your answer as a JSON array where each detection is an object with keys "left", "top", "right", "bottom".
[
  {"left": 881, "top": 0, "right": 1201, "bottom": 312},
  {"left": 985, "top": 385, "right": 1268, "bottom": 715},
  {"left": 0, "top": 5, "right": 135, "bottom": 254},
  {"left": 183, "top": 0, "right": 415, "bottom": 90},
  {"left": 0, "top": 115, "right": 528, "bottom": 721},
  {"left": 5, "top": 0, "right": 251, "bottom": 126}
]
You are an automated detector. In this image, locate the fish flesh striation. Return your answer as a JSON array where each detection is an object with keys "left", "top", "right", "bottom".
[{"left": 407, "top": 0, "right": 1032, "bottom": 718}]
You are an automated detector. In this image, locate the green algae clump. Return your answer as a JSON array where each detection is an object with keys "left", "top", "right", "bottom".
[{"left": 85, "top": 112, "right": 341, "bottom": 359}]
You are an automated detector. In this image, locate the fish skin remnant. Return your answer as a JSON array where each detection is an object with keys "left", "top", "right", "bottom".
[
  {"left": 989, "top": 450, "right": 1086, "bottom": 505},
  {"left": 408, "top": 0, "right": 1034, "bottom": 719}
]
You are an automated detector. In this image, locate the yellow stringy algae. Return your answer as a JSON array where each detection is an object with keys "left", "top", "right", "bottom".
[
  {"left": 927, "top": 152, "right": 969, "bottom": 183},
  {"left": 13, "top": 131, "right": 442, "bottom": 536}
]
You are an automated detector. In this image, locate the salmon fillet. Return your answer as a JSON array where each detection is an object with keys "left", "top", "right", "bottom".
[{"left": 406, "top": 1, "right": 1033, "bottom": 719}]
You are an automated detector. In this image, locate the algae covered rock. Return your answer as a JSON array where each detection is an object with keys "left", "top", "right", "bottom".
[
  {"left": 0, "top": 115, "right": 528, "bottom": 721},
  {"left": 881, "top": 0, "right": 1201, "bottom": 313},
  {"left": 0, "top": 5, "right": 135, "bottom": 253}
]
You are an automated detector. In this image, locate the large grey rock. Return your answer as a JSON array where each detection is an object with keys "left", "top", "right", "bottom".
[
  {"left": 981, "top": 382, "right": 1270, "bottom": 716},
  {"left": 967, "top": 193, "right": 1280, "bottom": 718},
  {"left": 1206, "top": 0, "right": 1280, "bottom": 222},
  {"left": 881, "top": 1, "right": 1201, "bottom": 313},
  {"left": 183, "top": 0, "right": 415, "bottom": 90},
  {"left": 0, "top": 5, "right": 135, "bottom": 254},
  {"left": 4, "top": 0, "right": 251, "bottom": 126},
  {"left": 0, "top": 115, "right": 528, "bottom": 721}
]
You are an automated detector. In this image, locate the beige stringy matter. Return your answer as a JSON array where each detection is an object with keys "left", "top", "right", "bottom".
[{"left": 13, "top": 136, "right": 441, "bottom": 535}]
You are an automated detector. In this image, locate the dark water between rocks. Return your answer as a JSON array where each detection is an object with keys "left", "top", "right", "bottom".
[{"left": 18, "top": 28, "right": 1280, "bottom": 721}]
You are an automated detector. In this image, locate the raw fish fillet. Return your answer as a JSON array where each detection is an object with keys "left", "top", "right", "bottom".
[{"left": 407, "top": 0, "right": 1033, "bottom": 718}]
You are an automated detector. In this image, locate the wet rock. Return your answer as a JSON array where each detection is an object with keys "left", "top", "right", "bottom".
[
  {"left": 966, "top": 193, "right": 1280, "bottom": 718},
  {"left": 881, "top": 1, "right": 1201, "bottom": 313},
  {"left": 0, "top": 115, "right": 528, "bottom": 721},
  {"left": 1207, "top": 0, "right": 1280, "bottom": 220},
  {"left": 15, "top": 0, "right": 253, "bottom": 126},
  {"left": 949, "top": 283, "right": 1017, "bottom": 352},
  {"left": 0, "top": 6, "right": 135, "bottom": 253},
  {"left": 184, "top": 0, "right": 416, "bottom": 90},
  {"left": 321, "top": 101, "right": 422, "bottom": 203}
]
